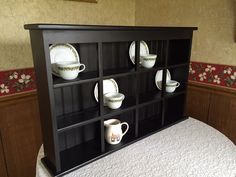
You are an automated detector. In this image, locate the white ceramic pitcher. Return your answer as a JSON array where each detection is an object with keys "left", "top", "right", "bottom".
[{"left": 104, "top": 119, "right": 129, "bottom": 145}]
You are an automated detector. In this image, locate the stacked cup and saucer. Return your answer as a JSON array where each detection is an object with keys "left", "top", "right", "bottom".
[
  {"left": 129, "top": 41, "right": 157, "bottom": 68},
  {"left": 94, "top": 79, "right": 125, "bottom": 110},
  {"left": 50, "top": 43, "right": 86, "bottom": 80},
  {"left": 155, "top": 70, "right": 180, "bottom": 93}
]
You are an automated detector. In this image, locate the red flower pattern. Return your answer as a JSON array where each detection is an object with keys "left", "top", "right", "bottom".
[
  {"left": 189, "top": 61, "right": 236, "bottom": 89},
  {"left": 0, "top": 68, "right": 36, "bottom": 96}
]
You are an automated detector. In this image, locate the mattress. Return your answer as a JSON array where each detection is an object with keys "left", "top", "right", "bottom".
[{"left": 36, "top": 118, "right": 236, "bottom": 177}]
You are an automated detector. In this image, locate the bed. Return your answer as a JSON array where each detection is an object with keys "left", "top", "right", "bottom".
[{"left": 36, "top": 118, "right": 236, "bottom": 177}]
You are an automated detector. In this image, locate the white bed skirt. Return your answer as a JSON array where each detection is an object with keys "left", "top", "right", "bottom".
[{"left": 36, "top": 118, "right": 236, "bottom": 177}]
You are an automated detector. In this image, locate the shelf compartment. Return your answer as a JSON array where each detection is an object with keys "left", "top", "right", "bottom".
[
  {"left": 166, "top": 65, "right": 189, "bottom": 94},
  {"left": 138, "top": 117, "right": 162, "bottom": 138},
  {"left": 103, "top": 96, "right": 136, "bottom": 116},
  {"left": 51, "top": 42, "right": 99, "bottom": 88},
  {"left": 137, "top": 70, "right": 162, "bottom": 104},
  {"left": 164, "top": 94, "right": 186, "bottom": 126},
  {"left": 104, "top": 124, "right": 136, "bottom": 152},
  {"left": 57, "top": 106, "right": 100, "bottom": 132},
  {"left": 167, "top": 39, "right": 191, "bottom": 66},
  {"left": 144, "top": 40, "right": 167, "bottom": 68},
  {"left": 103, "top": 110, "right": 136, "bottom": 152},
  {"left": 60, "top": 138, "right": 102, "bottom": 173},
  {"left": 54, "top": 81, "right": 99, "bottom": 115},
  {"left": 138, "top": 91, "right": 162, "bottom": 105},
  {"left": 59, "top": 121, "right": 102, "bottom": 172},
  {"left": 73, "top": 43, "right": 99, "bottom": 75},
  {"left": 102, "top": 41, "right": 135, "bottom": 76},
  {"left": 53, "top": 71, "right": 99, "bottom": 88},
  {"left": 54, "top": 81, "right": 100, "bottom": 132},
  {"left": 138, "top": 102, "right": 162, "bottom": 137},
  {"left": 105, "top": 74, "right": 137, "bottom": 103}
]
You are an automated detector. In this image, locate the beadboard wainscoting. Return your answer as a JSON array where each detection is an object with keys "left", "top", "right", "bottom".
[
  {"left": 0, "top": 91, "right": 42, "bottom": 177},
  {"left": 186, "top": 81, "right": 236, "bottom": 144}
]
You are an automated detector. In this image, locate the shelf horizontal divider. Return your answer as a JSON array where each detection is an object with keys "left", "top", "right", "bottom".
[
  {"left": 53, "top": 71, "right": 99, "bottom": 88},
  {"left": 57, "top": 106, "right": 100, "bottom": 133},
  {"left": 103, "top": 68, "right": 136, "bottom": 79}
]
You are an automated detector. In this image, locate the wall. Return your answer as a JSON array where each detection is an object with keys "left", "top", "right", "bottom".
[
  {"left": 0, "top": 0, "right": 135, "bottom": 70},
  {"left": 135, "top": 0, "right": 236, "bottom": 66},
  {"left": 1, "top": 1, "right": 236, "bottom": 96}
]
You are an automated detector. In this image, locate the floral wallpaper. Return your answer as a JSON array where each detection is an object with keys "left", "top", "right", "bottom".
[
  {"left": 189, "top": 61, "right": 236, "bottom": 89},
  {"left": 0, "top": 61, "right": 235, "bottom": 97},
  {"left": 0, "top": 68, "right": 36, "bottom": 96}
]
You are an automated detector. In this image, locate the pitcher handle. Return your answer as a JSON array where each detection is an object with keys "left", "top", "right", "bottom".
[{"left": 121, "top": 122, "right": 129, "bottom": 136}]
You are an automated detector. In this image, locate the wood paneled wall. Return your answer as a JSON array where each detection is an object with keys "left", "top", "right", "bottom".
[
  {"left": 0, "top": 92, "right": 42, "bottom": 177},
  {"left": 186, "top": 81, "right": 236, "bottom": 144},
  {"left": 0, "top": 133, "right": 7, "bottom": 177}
]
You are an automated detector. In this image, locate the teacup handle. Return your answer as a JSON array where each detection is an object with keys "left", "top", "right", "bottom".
[
  {"left": 78, "top": 64, "right": 86, "bottom": 73},
  {"left": 176, "top": 82, "right": 180, "bottom": 88},
  {"left": 121, "top": 122, "right": 129, "bottom": 136}
]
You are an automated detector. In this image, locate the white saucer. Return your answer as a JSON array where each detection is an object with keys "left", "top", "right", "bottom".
[
  {"left": 155, "top": 69, "right": 171, "bottom": 90},
  {"left": 94, "top": 79, "right": 119, "bottom": 105}
]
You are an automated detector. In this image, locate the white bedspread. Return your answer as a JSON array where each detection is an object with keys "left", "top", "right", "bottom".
[{"left": 36, "top": 118, "right": 236, "bottom": 177}]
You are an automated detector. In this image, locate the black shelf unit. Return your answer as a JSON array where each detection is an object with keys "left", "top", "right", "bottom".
[{"left": 25, "top": 24, "right": 197, "bottom": 176}]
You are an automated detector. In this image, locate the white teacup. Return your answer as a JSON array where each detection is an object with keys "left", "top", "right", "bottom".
[
  {"left": 56, "top": 61, "right": 85, "bottom": 80},
  {"left": 141, "top": 54, "right": 157, "bottom": 68},
  {"left": 104, "top": 93, "right": 125, "bottom": 109},
  {"left": 165, "top": 80, "right": 180, "bottom": 93}
]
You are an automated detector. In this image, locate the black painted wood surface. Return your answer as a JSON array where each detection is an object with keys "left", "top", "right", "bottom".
[{"left": 25, "top": 24, "right": 197, "bottom": 176}]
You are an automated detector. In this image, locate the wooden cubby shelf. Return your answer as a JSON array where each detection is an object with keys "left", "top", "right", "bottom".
[{"left": 25, "top": 24, "right": 197, "bottom": 176}]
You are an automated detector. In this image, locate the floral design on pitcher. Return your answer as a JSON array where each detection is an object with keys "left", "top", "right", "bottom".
[{"left": 111, "top": 133, "right": 121, "bottom": 143}]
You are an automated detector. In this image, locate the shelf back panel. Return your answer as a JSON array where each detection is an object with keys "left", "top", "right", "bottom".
[
  {"left": 54, "top": 82, "right": 98, "bottom": 117},
  {"left": 59, "top": 121, "right": 101, "bottom": 151}
]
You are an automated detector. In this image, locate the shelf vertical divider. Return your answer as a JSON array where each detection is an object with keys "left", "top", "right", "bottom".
[
  {"left": 98, "top": 42, "right": 105, "bottom": 152},
  {"left": 135, "top": 41, "right": 140, "bottom": 137},
  {"left": 161, "top": 40, "right": 169, "bottom": 126}
]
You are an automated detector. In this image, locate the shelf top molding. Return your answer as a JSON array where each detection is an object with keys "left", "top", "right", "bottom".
[{"left": 24, "top": 24, "right": 198, "bottom": 31}]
